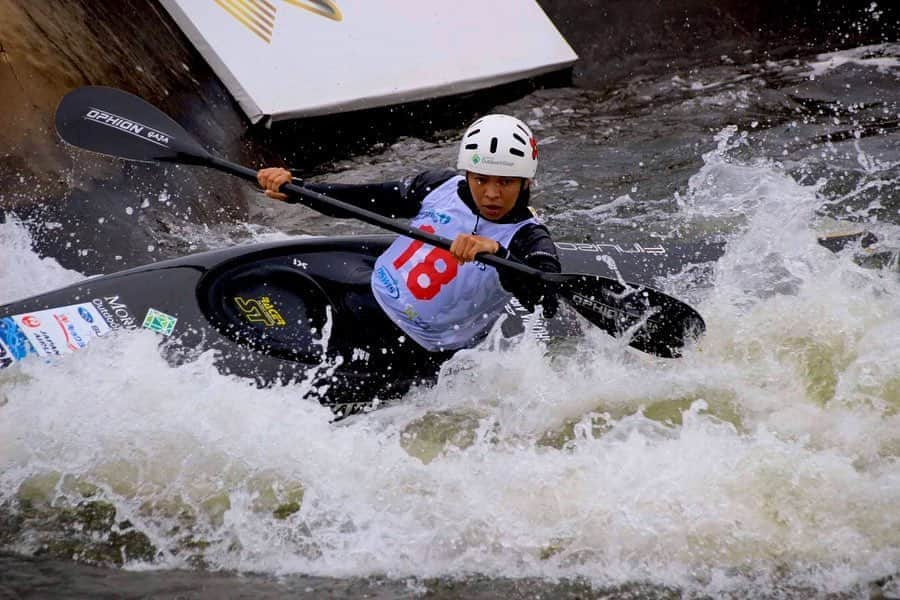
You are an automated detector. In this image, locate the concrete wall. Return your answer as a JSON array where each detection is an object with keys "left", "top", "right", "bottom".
[{"left": 0, "top": 0, "right": 257, "bottom": 271}]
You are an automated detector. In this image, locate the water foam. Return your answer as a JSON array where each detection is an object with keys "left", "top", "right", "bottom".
[{"left": 1, "top": 135, "right": 899, "bottom": 595}]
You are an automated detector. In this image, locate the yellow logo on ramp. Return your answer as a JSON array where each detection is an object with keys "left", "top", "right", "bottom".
[
  {"left": 284, "top": 0, "right": 342, "bottom": 21},
  {"left": 214, "top": 0, "right": 342, "bottom": 43}
]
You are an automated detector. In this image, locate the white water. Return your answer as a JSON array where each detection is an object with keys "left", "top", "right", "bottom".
[{"left": 1, "top": 132, "right": 899, "bottom": 596}]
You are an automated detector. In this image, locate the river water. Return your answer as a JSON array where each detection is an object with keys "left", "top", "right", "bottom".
[{"left": 1, "top": 42, "right": 899, "bottom": 598}]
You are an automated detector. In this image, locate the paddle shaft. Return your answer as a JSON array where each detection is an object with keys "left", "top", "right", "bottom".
[
  {"left": 52, "top": 85, "right": 706, "bottom": 357},
  {"left": 206, "top": 156, "right": 549, "bottom": 280},
  {"left": 200, "top": 158, "right": 700, "bottom": 357}
]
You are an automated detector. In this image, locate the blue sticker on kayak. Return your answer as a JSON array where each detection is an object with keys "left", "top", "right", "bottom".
[
  {"left": 0, "top": 317, "right": 36, "bottom": 361},
  {"left": 0, "top": 339, "right": 12, "bottom": 369}
]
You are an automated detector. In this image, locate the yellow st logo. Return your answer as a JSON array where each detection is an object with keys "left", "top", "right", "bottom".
[{"left": 234, "top": 296, "right": 287, "bottom": 327}]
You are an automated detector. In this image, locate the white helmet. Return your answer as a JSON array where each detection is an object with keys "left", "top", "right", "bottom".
[{"left": 456, "top": 114, "right": 538, "bottom": 178}]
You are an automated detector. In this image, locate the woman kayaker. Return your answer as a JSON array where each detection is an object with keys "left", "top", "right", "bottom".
[{"left": 257, "top": 114, "right": 560, "bottom": 353}]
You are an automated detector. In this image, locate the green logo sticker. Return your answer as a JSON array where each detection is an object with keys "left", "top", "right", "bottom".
[
  {"left": 471, "top": 153, "right": 481, "bottom": 165},
  {"left": 142, "top": 308, "right": 178, "bottom": 336}
]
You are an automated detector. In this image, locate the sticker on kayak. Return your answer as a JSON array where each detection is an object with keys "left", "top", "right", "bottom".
[
  {"left": 142, "top": 308, "right": 178, "bottom": 336},
  {"left": 234, "top": 296, "right": 286, "bottom": 328},
  {"left": 4, "top": 303, "right": 112, "bottom": 359},
  {"left": 0, "top": 338, "right": 14, "bottom": 369},
  {"left": 0, "top": 316, "right": 35, "bottom": 362}
]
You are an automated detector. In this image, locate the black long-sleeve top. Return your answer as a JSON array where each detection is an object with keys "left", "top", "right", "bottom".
[{"left": 300, "top": 169, "right": 560, "bottom": 314}]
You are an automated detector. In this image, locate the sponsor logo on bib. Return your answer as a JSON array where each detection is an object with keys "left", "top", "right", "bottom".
[
  {"left": 419, "top": 209, "right": 451, "bottom": 224},
  {"left": 374, "top": 266, "right": 400, "bottom": 299}
]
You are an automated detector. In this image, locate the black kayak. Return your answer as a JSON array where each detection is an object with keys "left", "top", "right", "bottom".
[
  {"left": 0, "top": 231, "right": 869, "bottom": 416},
  {"left": 0, "top": 233, "right": 721, "bottom": 414}
]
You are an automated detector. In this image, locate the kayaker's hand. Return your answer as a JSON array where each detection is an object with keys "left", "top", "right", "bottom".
[
  {"left": 449, "top": 234, "right": 499, "bottom": 264},
  {"left": 540, "top": 291, "right": 559, "bottom": 319},
  {"left": 257, "top": 167, "right": 292, "bottom": 201}
]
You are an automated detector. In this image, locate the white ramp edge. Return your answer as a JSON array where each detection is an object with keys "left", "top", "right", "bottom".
[{"left": 160, "top": 0, "right": 578, "bottom": 123}]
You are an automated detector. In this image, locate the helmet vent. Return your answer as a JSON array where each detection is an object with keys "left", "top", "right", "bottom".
[
  {"left": 464, "top": 143, "right": 478, "bottom": 150},
  {"left": 516, "top": 123, "right": 529, "bottom": 135},
  {"left": 509, "top": 148, "right": 525, "bottom": 157},
  {"left": 512, "top": 133, "right": 526, "bottom": 145},
  {"left": 466, "top": 129, "right": 481, "bottom": 137},
  {"left": 490, "top": 137, "right": 498, "bottom": 153}
]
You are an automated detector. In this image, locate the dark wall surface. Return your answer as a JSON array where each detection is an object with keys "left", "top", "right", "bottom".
[
  {"left": 0, "top": 0, "right": 254, "bottom": 270},
  {"left": 541, "top": 0, "right": 897, "bottom": 87},
  {"left": 1, "top": 0, "right": 895, "bottom": 271}
]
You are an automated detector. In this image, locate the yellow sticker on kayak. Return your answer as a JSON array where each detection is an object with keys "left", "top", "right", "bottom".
[{"left": 234, "top": 296, "right": 287, "bottom": 328}]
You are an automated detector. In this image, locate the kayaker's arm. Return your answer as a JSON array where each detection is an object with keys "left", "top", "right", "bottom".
[
  {"left": 256, "top": 167, "right": 458, "bottom": 219},
  {"left": 301, "top": 169, "right": 457, "bottom": 219},
  {"left": 495, "top": 224, "right": 561, "bottom": 317},
  {"left": 292, "top": 181, "right": 415, "bottom": 218}
]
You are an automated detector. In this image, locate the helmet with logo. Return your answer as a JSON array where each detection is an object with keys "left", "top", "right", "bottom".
[{"left": 456, "top": 114, "right": 538, "bottom": 179}]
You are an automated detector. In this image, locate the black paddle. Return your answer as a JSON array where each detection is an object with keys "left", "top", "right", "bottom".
[{"left": 55, "top": 86, "right": 705, "bottom": 357}]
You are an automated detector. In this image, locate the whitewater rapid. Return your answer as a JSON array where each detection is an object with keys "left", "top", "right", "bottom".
[{"left": 1, "top": 44, "right": 899, "bottom": 598}]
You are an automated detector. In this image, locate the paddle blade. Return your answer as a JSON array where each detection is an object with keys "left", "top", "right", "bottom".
[
  {"left": 556, "top": 274, "right": 705, "bottom": 358},
  {"left": 55, "top": 86, "right": 212, "bottom": 164}
]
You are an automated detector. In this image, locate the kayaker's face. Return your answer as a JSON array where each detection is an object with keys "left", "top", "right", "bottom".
[{"left": 466, "top": 173, "right": 529, "bottom": 221}]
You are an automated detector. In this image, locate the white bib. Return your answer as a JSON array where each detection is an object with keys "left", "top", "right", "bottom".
[{"left": 371, "top": 175, "right": 537, "bottom": 351}]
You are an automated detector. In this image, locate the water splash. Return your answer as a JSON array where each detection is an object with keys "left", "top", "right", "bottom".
[{"left": 2, "top": 57, "right": 900, "bottom": 598}]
